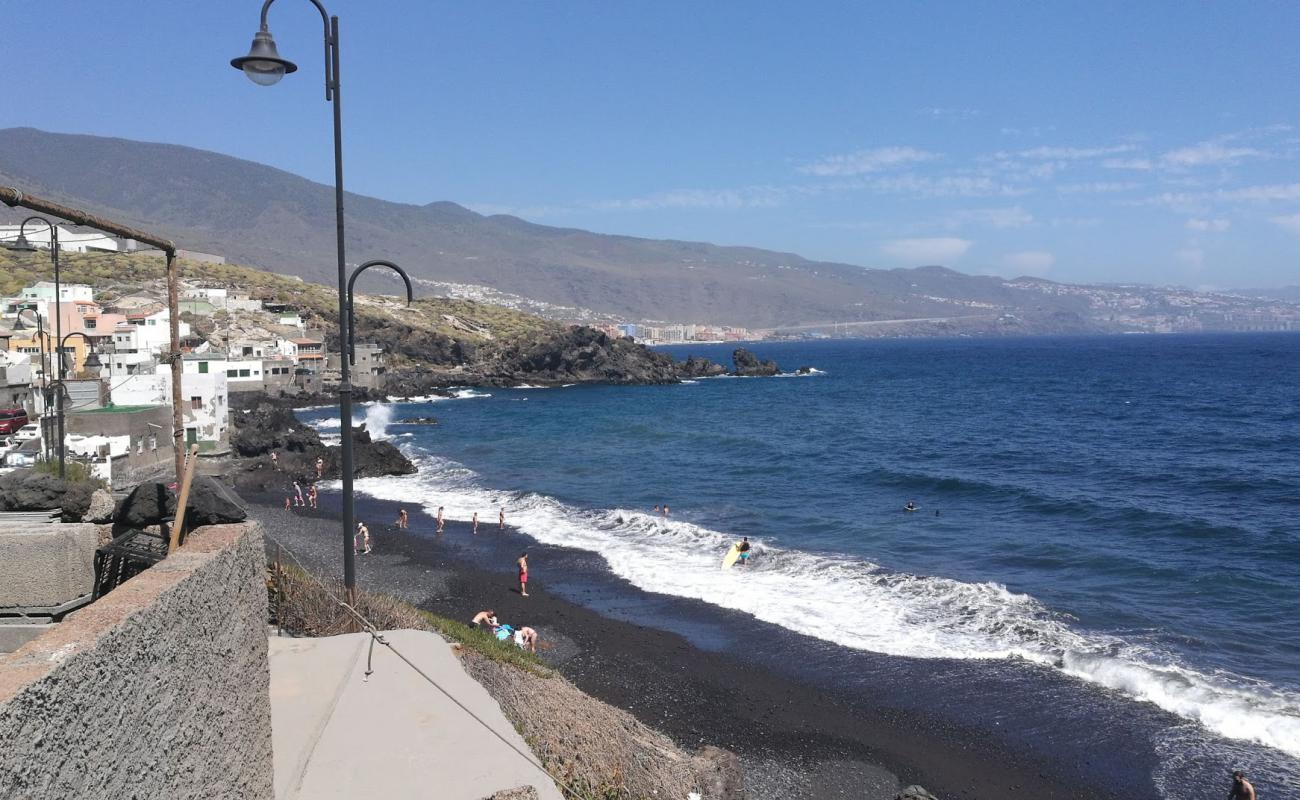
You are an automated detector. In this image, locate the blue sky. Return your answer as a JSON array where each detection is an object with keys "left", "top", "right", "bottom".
[{"left": 3, "top": 1, "right": 1299, "bottom": 288}]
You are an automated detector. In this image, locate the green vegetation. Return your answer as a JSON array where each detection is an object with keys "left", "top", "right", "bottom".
[
  {"left": 33, "top": 459, "right": 106, "bottom": 487},
  {"left": 269, "top": 560, "right": 552, "bottom": 676}
]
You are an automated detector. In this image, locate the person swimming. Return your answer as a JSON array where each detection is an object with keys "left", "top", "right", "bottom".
[{"left": 905, "top": 501, "right": 918, "bottom": 512}]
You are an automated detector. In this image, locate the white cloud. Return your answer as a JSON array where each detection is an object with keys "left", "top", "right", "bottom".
[
  {"left": 1103, "top": 157, "right": 1154, "bottom": 170},
  {"left": 1176, "top": 247, "right": 1205, "bottom": 268},
  {"left": 1015, "top": 144, "right": 1137, "bottom": 160},
  {"left": 1003, "top": 250, "right": 1055, "bottom": 276},
  {"left": 1219, "top": 183, "right": 1300, "bottom": 202},
  {"left": 799, "top": 146, "right": 938, "bottom": 177},
  {"left": 948, "top": 206, "right": 1033, "bottom": 229},
  {"left": 1269, "top": 213, "right": 1300, "bottom": 233},
  {"left": 864, "top": 174, "right": 1030, "bottom": 198},
  {"left": 1162, "top": 141, "right": 1264, "bottom": 167},
  {"left": 881, "top": 237, "right": 972, "bottom": 264},
  {"left": 1185, "top": 218, "right": 1230, "bottom": 232},
  {"left": 919, "top": 107, "right": 980, "bottom": 120},
  {"left": 1057, "top": 182, "right": 1140, "bottom": 194}
]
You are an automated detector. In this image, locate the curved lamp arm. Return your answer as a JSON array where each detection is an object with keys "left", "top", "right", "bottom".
[
  {"left": 345, "top": 260, "right": 413, "bottom": 366},
  {"left": 256, "top": 0, "right": 335, "bottom": 99},
  {"left": 56, "top": 331, "right": 96, "bottom": 379}
]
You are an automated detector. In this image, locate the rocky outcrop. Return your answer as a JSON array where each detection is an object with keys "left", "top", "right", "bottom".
[
  {"left": 459, "top": 649, "right": 744, "bottom": 800},
  {"left": 486, "top": 327, "right": 680, "bottom": 386},
  {"left": 732, "top": 348, "right": 779, "bottom": 376},
  {"left": 0, "top": 472, "right": 68, "bottom": 511},
  {"left": 897, "top": 786, "right": 940, "bottom": 800},
  {"left": 676, "top": 355, "right": 727, "bottom": 378},
  {"left": 84, "top": 489, "right": 117, "bottom": 524},
  {"left": 230, "top": 403, "right": 321, "bottom": 458},
  {"left": 396, "top": 417, "right": 439, "bottom": 425},
  {"left": 185, "top": 476, "right": 248, "bottom": 527},
  {"left": 115, "top": 482, "right": 175, "bottom": 529}
]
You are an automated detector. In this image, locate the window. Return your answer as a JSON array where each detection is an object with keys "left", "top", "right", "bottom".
[
  {"left": 84, "top": 319, "right": 96, "bottom": 329},
  {"left": 191, "top": 396, "right": 202, "bottom": 410},
  {"left": 149, "top": 434, "right": 157, "bottom": 451},
  {"left": 238, "top": 369, "right": 251, "bottom": 377},
  {"left": 226, "top": 369, "right": 238, "bottom": 377},
  {"left": 241, "top": 346, "right": 254, "bottom": 356},
  {"left": 147, "top": 319, "right": 156, "bottom": 326},
  {"left": 198, "top": 362, "right": 208, "bottom": 374}
]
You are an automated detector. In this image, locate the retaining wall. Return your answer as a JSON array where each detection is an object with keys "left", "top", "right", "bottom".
[{"left": 0, "top": 522, "right": 273, "bottom": 800}]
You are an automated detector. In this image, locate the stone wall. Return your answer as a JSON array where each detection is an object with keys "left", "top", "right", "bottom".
[{"left": 0, "top": 522, "right": 273, "bottom": 800}]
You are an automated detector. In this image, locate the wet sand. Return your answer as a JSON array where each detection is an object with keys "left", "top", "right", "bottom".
[{"left": 251, "top": 493, "right": 1123, "bottom": 800}]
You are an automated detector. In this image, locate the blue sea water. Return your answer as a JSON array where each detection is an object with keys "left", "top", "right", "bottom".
[{"left": 305, "top": 333, "right": 1300, "bottom": 795}]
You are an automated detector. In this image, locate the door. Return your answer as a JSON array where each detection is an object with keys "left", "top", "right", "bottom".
[{"left": 185, "top": 428, "right": 197, "bottom": 445}]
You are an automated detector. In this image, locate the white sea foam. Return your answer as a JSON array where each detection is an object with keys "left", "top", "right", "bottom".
[
  {"left": 306, "top": 403, "right": 393, "bottom": 439},
  {"left": 351, "top": 451, "right": 1300, "bottom": 761}
]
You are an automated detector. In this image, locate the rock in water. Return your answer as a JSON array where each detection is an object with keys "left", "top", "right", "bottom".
[
  {"left": 184, "top": 476, "right": 248, "bottom": 526},
  {"left": 84, "top": 489, "right": 116, "bottom": 523},
  {"left": 677, "top": 355, "right": 727, "bottom": 378},
  {"left": 731, "top": 348, "right": 779, "bottom": 376},
  {"left": 897, "top": 786, "right": 940, "bottom": 800},
  {"left": 115, "top": 482, "right": 176, "bottom": 529}
]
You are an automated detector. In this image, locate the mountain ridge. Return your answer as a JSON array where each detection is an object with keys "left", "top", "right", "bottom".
[{"left": 0, "top": 127, "right": 1096, "bottom": 329}]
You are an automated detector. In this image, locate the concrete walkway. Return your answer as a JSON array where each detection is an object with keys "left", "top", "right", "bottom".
[{"left": 268, "top": 630, "right": 564, "bottom": 800}]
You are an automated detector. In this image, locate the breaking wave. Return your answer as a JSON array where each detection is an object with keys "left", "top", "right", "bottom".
[{"left": 352, "top": 451, "right": 1300, "bottom": 761}]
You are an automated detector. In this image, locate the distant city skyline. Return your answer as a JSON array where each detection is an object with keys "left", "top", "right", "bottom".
[{"left": 2, "top": 1, "right": 1298, "bottom": 289}]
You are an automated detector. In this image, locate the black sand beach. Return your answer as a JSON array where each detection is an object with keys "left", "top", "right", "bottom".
[{"left": 251, "top": 491, "right": 1130, "bottom": 800}]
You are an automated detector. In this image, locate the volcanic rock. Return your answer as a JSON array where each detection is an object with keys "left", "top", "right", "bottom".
[
  {"left": 184, "top": 475, "right": 248, "bottom": 526},
  {"left": 897, "top": 786, "right": 940, "bottom": 800},
  {"left": 731, "top": 348, "right": 779, "bottom": 377},
  {"left": 115, "top": 482, "right": 175, "bottom": 529},
  {"left": 84, "top": 489, "right": 117, "bottom": 523},
  {"left": 676, "top": 355, "right": 727, "bottom": 378},
  {"left": 0, "top": 471, "right": 68, "bottom": 511}
]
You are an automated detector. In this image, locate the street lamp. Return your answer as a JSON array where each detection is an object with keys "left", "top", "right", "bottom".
[
  {"left": 55, "top": 331, "right": 99, "bottom": 479},
  {"left": 6, "top": 217, "right": 63, "bottom": 461},
  {"left": 232, "top": 0, "right": 372, "bottom": 597}
]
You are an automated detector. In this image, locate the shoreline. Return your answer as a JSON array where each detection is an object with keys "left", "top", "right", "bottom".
[{"left": 249, "top": 492, "right": 1122, "bottom": 800}]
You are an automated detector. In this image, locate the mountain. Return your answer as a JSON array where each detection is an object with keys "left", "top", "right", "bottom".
[{"left": 0, "top": 127, "right": 1093, "bottom": 329}]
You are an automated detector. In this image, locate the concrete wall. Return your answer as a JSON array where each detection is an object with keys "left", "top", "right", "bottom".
[{"left": 0, "top": 522, "right": 273, "bottom": 800}]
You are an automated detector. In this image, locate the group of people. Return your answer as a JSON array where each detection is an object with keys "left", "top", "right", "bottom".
[
  {"left": 434, "top": 506, "right": 507, "bottom": 534},
  {"left": 471, "top": 609, "right": 539, "bottom": 653},
  {"left": 651, "top": 504, "right": 671, "bottom": 516}
]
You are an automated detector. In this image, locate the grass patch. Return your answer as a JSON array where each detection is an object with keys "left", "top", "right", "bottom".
[
  {"left": 269, "top": 559, "right": 552, "bottom": 676},
  {"left": 32, "top": 460, "right": 105, "bottom": 486}
]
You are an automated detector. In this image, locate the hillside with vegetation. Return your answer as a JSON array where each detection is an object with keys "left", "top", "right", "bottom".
[{"left": 0, "top": 249, "right": 691, "bottom": 387}]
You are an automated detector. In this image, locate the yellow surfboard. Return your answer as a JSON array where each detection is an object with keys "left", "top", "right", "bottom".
[{"left": 721, "top": 543, "right": 742, "bottom": 569}]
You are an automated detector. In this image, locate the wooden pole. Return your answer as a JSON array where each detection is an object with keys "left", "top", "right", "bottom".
[{"left": 168, "top": 444, "right": 200, "bottom": 554}]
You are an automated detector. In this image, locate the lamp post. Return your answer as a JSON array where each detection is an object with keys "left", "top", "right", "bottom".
[
  {"left": 232, "top": 0, "right": 368, "bottom": 596},
  {"left": 13, "top": 307, "right": 49, "bottom": 459},
  {"left": 6, "top": 220, "right": 62, "bottom": 461},
  {"left": 55, "top": 331, "right": 101, "bottom": 478}
]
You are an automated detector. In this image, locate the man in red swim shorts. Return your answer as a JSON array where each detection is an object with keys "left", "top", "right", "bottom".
[{"left": 517, "top": 552, "right": 529, "bottom": 597}]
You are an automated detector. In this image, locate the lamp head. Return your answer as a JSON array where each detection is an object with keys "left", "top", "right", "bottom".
[
  {"left": 231, "top": 29, "right": 297, "bottom": 86},
  {"left": 5, "top": 234, "right": 36, "bottom": 253},
  {"left": 82, "top": 349, "right": 103, "bottom": 371}
]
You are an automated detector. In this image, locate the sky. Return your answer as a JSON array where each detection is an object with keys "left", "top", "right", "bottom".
[{"left": 3, "top": 1, "right": 1299, "bottom": 289}]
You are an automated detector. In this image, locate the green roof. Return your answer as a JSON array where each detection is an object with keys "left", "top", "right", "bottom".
[{"left": 74, "top": 404, "right": 164, "bottom": 414}]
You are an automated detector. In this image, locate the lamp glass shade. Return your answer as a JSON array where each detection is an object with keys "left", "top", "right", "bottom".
[
  {"left": 82, "top": 350, "right": 103, "bottom": 371},
  {"left": 231, "top": 30, "right": 297, "bottom": 87}
]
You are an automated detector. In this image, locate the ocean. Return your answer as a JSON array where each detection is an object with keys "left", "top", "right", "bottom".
[{"left": 302, "top": 333, "right": 1300, "bottom": 797}]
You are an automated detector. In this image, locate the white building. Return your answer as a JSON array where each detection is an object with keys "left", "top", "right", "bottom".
[
  {"left": 20, "top": 281, "right": 95, "bottom": 305},
  {"left": 0, "top": 226, "right": 122, "bottom": 254},
  {"left": 121, "top": 308, "right": 191, "bottom": 354},
  {"left": 112, "top": 370, "right": 229, "bottom": 447},
  {"left": 277, "top": 337, "right": 326, "bottom": 371}
]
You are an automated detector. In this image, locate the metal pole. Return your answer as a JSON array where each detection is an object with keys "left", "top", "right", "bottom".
[
  {"left": 166, "top": 251, "right": 185, "bottom": 482},
  {"left": 328, "top": 15, "right": 357, "bottom": 598},
  {"left": 53, "top": 224, "right": 65, "bottom": 478}
]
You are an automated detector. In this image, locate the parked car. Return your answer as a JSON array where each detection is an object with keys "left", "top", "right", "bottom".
[
  {"left": 0, "top": 408, "right": 29, "bottom": 436},
  {"left": 12, "top": 423, "right": 41, "bottom": 443}
]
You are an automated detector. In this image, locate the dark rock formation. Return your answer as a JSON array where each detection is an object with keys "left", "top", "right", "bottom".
[
  {"left": 59, "top": 481, "right": 96, "bottom": 521},
  {"left": 676, "top": 355, "right": 727, "bottom": 378},
  {"left": 490, "top": 327, "right": 680, "bottom": 385},
  {"left": 185, "top": 475, "right": 248, "bottom": 527},
  {"left": 0, "top": 472, "right": 68, "bottom": 511},
  {"left": 115, "top": 482, "right": 175, "bottom": 529},
  {"left": 732, "top": 348, "right": 779, "bottom": 377},
  {"left": 320, "top": 426, "right": 418, "bottom": 480},
  {"left": 796, "top": 365, "right": 814, "bottom": 374},
  {"left": 897, "top": 786, "right": 940, "bottom": 800},
  {"left": 396, "top": 417, "right": 439, "bottom": 425},
  {"left": 230, "top": 403, "right": 321, "bottom": 458}
]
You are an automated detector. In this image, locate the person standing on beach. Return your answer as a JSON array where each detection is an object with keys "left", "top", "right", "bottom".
[
  {"left": 1229, "top": 771, "right": 1256, "bottom": 800},
  {"left": 738, "top": 536, "right": 752, "bottom": 565},
  {"left": 293, "top": 481, "right": 305, "bottom": 507},
  {"left": 355, "top": 522, "right": 371, "bottom": 554},
  {"left": 436, "top": 506, "right": 445, "bottom": 533},
  {"left": 315, "top": 456, "right": 324, "bottom": 479},
  {"left": 270, "top": 451, "right": 279, "bottom": 470},
  {"left": 517, "top": 552, "right": 529, "bottom": 597},
  {"left": 308, "top": 485, "right": 318, "bottom": 510},
  {"left": 396, "top": 508, "right": 408, "bottom": 529},
  {"left": 472, "top": 512, "right": 479, "bottom": 534}
]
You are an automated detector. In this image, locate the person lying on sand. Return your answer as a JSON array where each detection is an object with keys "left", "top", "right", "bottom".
[{"left": 471, "top": 610, "right": 498, "bottom": 629}]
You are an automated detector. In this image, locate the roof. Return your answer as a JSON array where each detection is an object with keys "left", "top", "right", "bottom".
[
  {"left": 290, "top": 338, "right": 323, "bottom": 345},
  {"left": 297, "top": 353, "right": 324, "bottom": 360},
  {"left": 74, "top": 404, "right": 164, "bottom": 414}
]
